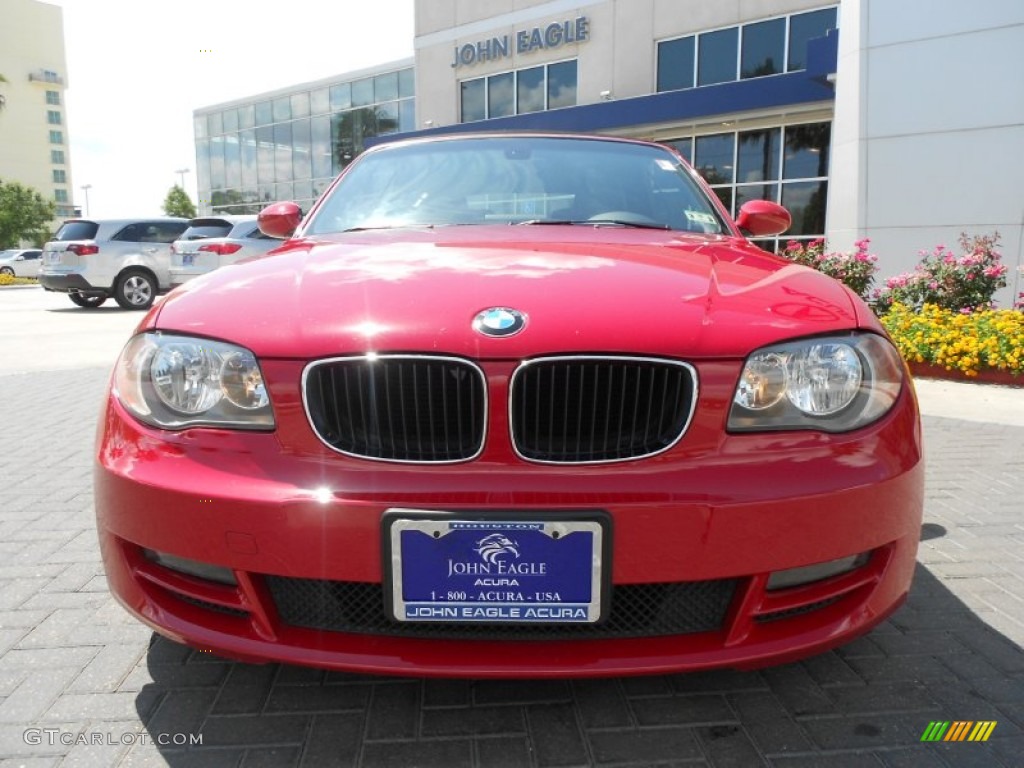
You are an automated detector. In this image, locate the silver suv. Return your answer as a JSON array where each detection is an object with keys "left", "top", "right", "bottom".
[
  {"left": 169, "top": 215, "right": 278, "bottom": 287},
  {"left": 39, "top": 218, "right": 189, "bottom": 309}
]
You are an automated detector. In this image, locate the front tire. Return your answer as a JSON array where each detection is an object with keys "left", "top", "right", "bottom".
[
  {"left": 114, "top": 269, "right": 156, "bottom": 310},
  {"left": 69, "top": 293, "right": 107, "bottom": 308},
  {"left": 0, "top": 266, "right": 13, "bottom": 276}
]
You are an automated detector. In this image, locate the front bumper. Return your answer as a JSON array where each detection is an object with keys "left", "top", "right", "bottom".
[{"left": 95, "top": 361, "right": 924, "bottom": 677}]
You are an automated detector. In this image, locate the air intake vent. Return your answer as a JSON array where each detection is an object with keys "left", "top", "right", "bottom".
[
  {"left": 304, "top": 356, "right": 486, "bottom": 462},
  {"left": 510, "top": 356, "right": 696, "bottom": 463}
]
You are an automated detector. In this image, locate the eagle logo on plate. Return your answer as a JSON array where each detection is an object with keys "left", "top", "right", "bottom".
[
  {"left": 473, "top": 307, "right": 526, "bottom": 337},
  {"left": 474, "top": 533, "right": 520, "bottom": 564}
]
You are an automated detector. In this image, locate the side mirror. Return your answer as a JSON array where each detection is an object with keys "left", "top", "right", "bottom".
[
  {"left": 735, "top": 200, "right": 792, "bottom": 237},
  {"left": 258, "top": 202, "right": 303, "bottom": 239}
]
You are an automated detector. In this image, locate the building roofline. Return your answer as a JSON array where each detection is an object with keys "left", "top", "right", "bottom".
[{"left": 194, "top": 56, "right": 415, "bottom": 115}]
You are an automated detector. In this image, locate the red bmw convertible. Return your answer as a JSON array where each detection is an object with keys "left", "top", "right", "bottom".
[{"left": 95, "top": 134, "right": 923, "bottom": 677}]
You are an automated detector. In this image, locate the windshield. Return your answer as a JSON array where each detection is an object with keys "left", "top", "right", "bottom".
[{"left": 305, "top": 136, "right": 728, "bottom": 236}]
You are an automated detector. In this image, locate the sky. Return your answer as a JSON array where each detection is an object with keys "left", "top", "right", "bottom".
[{"left": 51, "top": 0, "right": 415, "bottom": 218}]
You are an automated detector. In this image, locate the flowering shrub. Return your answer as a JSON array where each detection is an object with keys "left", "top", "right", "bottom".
[
  {"left": 780, "top": 238, "right": 878, "bottom": 299},
  {"left": 881, "top": 303, "right": 1024, "bottom": 377},
  {"left": 0, "top": 274, "right": 36, "bottom": 287},
  {"left": 872, "top": 233, "right": 1008, "bottom": 314}
]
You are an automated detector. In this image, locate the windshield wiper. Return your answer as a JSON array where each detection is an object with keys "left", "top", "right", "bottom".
[{"left": 516, "top": 219, "right": 671, "bottom": 230}]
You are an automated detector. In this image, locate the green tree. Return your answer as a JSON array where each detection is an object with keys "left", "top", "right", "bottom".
[
  {"left": 162, "top": 185, "right": 197, "bottom": 218},
  {"left": 0, "top": 179, "right": 57, "bottom": 248}
]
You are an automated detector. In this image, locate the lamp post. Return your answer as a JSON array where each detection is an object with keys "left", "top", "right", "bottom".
[
  {"left": 174, "top": 168, "right": 190, "bottom": 189},
  {"left": 80, "top": 184, "right": 92, "bottom": 217}
]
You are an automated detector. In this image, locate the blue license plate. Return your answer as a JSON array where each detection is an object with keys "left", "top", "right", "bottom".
[{"left": 386, "top": 513, "right": 606, "bottom": 623}]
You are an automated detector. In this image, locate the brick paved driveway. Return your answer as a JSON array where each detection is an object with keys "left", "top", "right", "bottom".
[{"left": 0, "top": 321, "right": 1022, "bottom": 766}]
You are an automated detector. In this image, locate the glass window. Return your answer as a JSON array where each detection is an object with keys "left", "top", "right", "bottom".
[
  {"left": 225, "top": 134, "right": 241, "bottom": 189},
  {"left": 292, "top": 118, "right": 312, "bottom": 181},
  {"left": 461, "top": 78, "right": 486, "bottom": 122},
  {"left": 311, "top": 87, "right": 330, "bottom": 115},
  {"left": 45, "top": 90, "right": 60, "bottom": 105},
  {"left": 517, "top": 66, "right": 545, "bottom": 113},
  {"left": 698, "top": 27, "right": 738, "bottom": 86},
  {"left": 209, "top": 136, "right": 226, "bottom": 190},
  {"left": 783, "top": 122, "right": 831, "bottom": 179},
  {"left": 789, "top": 8, "right": 838, "bottom": 71},
  {"left": 398, "top": 68, "right": 415, "bottom": 98},
  {"left": 274, "top": 123, "right": 293, "bottom": 182},
  {"left": 256, "top": 126, "right": 274, "bottom": 185},
  {"left": 741, "top": 18, "right": 785, "bottom": 78},
  {"left": 709, "top": 186, "right": 733, "bottom": 215},
  {"left": 737, "top": 128, "right": 781, "bottom": 182},
  {"left": 694, "top": 133, "right": 734, "bottom": 185},
  {"left": 52, "top": 169, "right": 66, "bottom": 184},
  {"left": 49, "top": 130, "right": 63, "bottom": 144},
  {"left": 352, "top": 78, "right": 374, "bottom": 107},
  {"left": 663, "top": 138, "right": 692, "bottom": 163},
  {"left": 374, "top": 72, "right": 398, "bottom": 102},
  {"left": 240, "top": 129, "right": 257, "bottom": 192},
  {"left": 375, "top": 102, "right": 400, "bottom": 135},
  {"left": 735, "top": 183, "right": 779, "bottom": 214},
  {"left": 208, "top": 111, "right": 223, "bottom": 136},
  {"left": 54, "top": 189, "right": 68, "bottom": 203},
  {"left": 222, "top": 108, "right": 239, "bottom": 134},
  {"left": 399, "top": 99, "right": 415, "bottom": 132},
  {"left": 329, "top": 82, "right": 351, "bottom": 111},
  {"left": 291, "top": 92, "right": 310, "bottom": 119},
  {"left": 547, "top": 60, "right": 577, "bottom": 109},
  {"left": 488, "top": 72, "right": 514, "bottom": 118},
  {"left": 331, "top": 112, "right": 356, "bottom": 171},
  {"left": 220, "top": 108, "right": 235, "bottom": 134},
  {"left": 196, "top": 139, "right": 210, "bottom": 200},
  {"left": 293, "top": 179, "right": 313, "bottom": 207},
  {"left": 238, "top": 104, "right": 255, "bottom": 129},
  {"left": 51, "top": 149, "right": 65, "bottom": 164},
  {"left": 272, "top": 97, "right": 291, "bottom": 122},
  {"left": 311, "top": 116, "right": 332, "bottom": 179},
  {"left": 781, "top": 180, "right": 827, "bottom": 236},
  {"left": 194, "top": 116, "right": 207, "bottom": 139},
  {"left": 657, "top": 36, "right": 695, "bottom": 92},
  {"left": 47, "top": 110, "right": 61, "bottom": 125},
  {"left": 255, "top": 101, "right": 273, "bottom": 126},
  {"left": 275, "top": 182, "right": 294, "bottom": 202}
]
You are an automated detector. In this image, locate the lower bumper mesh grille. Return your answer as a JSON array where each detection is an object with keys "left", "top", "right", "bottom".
[{"left": 265, "top": 577, "right": 737, "bottom": 640}]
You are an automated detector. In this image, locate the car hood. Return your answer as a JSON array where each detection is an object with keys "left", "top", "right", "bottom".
[{"left": 150, "top": 226, "right": 862, "bottom": 359}]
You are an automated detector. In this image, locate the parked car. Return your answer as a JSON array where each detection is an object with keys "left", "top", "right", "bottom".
[
  {"left": 95, "top": 134, "right": 923, "bottom": 677},
  {"left": 169, "top": 216, "right": 279, "bottom": 287},
  {"left": 38, "top": 218, "right": 189, "bottom": 309},
  {"left": 0, "top": 248, "right": 43, "bottom": 278}
]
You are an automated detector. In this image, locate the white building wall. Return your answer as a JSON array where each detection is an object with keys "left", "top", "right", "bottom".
[
  {"left": 414, "top": 0, "right": 831, "bottom": 128},
  {"left": 0, "top": 0, "right": 73, "bottom": 237},
  {"left": 828, "top": 0, "right": 1024, "bottom": 305}
]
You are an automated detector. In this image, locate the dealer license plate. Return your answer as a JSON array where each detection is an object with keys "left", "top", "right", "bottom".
[
  {"left": 44, "top": 250, "right": 61, "bottom": 265},
  {"left": 386, "top": 512, "right": 606, "bottom": 623}
]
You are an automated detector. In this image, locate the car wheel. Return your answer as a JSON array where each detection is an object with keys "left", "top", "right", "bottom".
[
  {"left": 0, "top": 266, "right": 13, "bottom": 276},
  {"left": 69, "top": 293, "right": 107, "bottom": 308},
  {"left": 114, "top": 270, "right": 156, "bottom": 310}
]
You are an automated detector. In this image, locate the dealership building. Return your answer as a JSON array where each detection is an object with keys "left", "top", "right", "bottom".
[{"left": 194, "top": 0, "right": 1023, "bottom": 302}]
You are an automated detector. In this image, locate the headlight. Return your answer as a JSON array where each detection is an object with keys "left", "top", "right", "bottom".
[
  {"left": 728, "top": 334, "right": 904, "bottom": 433},
  {"left": 114, "top": 333, "right": 274, "bottom": 430}
]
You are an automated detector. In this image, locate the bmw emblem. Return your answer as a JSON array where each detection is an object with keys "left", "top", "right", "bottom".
[{"left": 473, "top": 307, "right": 526, "bottom": 337}]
